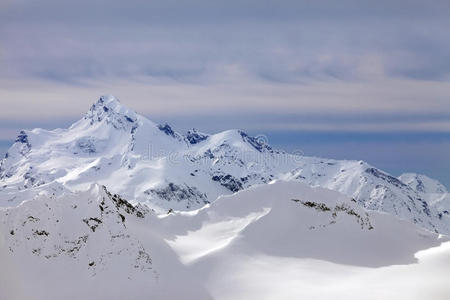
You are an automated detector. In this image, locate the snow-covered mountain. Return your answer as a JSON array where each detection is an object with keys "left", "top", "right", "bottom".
[
  {"left": 400, "top": 173, "right": 448, "bottom": 195},
  {"left": 1, "top": 181, "right": 448, "bottom": 299},
  {"left": 0, "top": 184, "right": 211, "bottom": 300},
  {"left": 0, "top": 95, "right": 449, "bottom": 235},
  {"left": 399, "top": 173, "right": 450, "bottom": 226}
]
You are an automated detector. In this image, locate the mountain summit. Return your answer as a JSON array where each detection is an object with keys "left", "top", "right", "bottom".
[{"left": 85, "top": 95, "right": 138, "bottom": 127}]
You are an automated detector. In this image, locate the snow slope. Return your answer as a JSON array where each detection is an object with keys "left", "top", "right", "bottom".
[
  {"left": 200, "top": 242, "right": 450, "bottom": 300},
  {"left": 399, "top": 173, "right": 450, "bottom": 228},
  {"left": 164, "top": 181, "right": 445, "bottom": 267},
  {"left": 163, "top": 181, "right": 450, "bottom": 300},
  {"left": 0, "top": 95, "right": 449, "bottom": 235},
  {"left": 1, "top": 180, "right": 448, "bottom": 299},
  {"left": 0, "top": 184, "right": 211, "bottom": 300}
]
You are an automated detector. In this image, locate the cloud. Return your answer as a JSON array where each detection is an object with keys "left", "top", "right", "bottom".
[
  {"left": 0, "top": 0, "right": 449, "bottom": 138},
  {"left": 1, "top": 0, "right": 450, "bottom": 84}
]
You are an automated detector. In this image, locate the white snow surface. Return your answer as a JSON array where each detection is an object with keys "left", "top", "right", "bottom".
[
  {"left": 1, "top": 180, "right": 449, "bottom": 299},
  {"left": 1, "top": 95, "right": 450, "bottom": 298},
  {"left": 1, "top": 95, "right": 449, "bottom": 234}
]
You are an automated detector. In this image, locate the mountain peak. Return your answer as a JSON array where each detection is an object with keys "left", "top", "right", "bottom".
[
  {"left": 96, "top": 94, "right": 121, "bottom": 108},
  {"left": 85, "top": 95, "right": 138, "bottom": 129},
  {"left": 90, "top": 95, "right": 130, "bottom": 115},
  {"left": 186, "top": 128, "right": 209, "bottom": 144},
  {"left": 399, "top": 173, "right": 448, "bottom": 194}
]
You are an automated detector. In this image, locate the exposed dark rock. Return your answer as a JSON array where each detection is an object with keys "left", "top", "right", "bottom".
[
  {"left": 415, "top": 178, "right": 426, "bottom": 193},
  {"left": 145, "top": 183, "right": 208, "bottom": 206},
  {"left": 76, "top": 138, "right": 97, "bottom": 154},
  {"left": 14, "top": 130, "right": 32, "bottom": 156},
  {"left": 157, "top": 123, "right": 181, "bottom": 140},
  {"left": 212, "top": 173, "right": 243, "bottom": 193},
  {"left": 83, "top": 217, "right": 102, "bottom": 232},
  {"left": 186, "top": 129, "right": 208, "bottom": 144},
  {"left": 291, "top": 199, "right": 374, "bottom": 230},
  {"left": 102, "top": 186, "right": 147, "bottom": 218},
  {"left": 421, "top": 199, "right": 431, "bottom": 216},
  {"left": 33, "top": 230, "right": 49, "bottom": 236},
  {"left": 238, "top": 131, "right": 272, "bottom": 153},
  {"left": 15, "top": 131, "right": 29, "bottom": 144},
  {"left": 125, "top": 116, "right": 135, "bottom": 123},
  {"left": 119, "top": 213, "right": 126, "bottom": 223},
  {"left": 365, "top": 168, "right": 407, "bottom": 188},
  {"left": 292, "top": 199, "right": 331, "bottom": 212}
]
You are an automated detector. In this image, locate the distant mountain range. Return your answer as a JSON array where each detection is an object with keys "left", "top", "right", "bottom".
[{"left": 1, "top": 95, "right": 449, "bottom": 233}]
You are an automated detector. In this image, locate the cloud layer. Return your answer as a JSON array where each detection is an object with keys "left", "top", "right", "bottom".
[{"left": 1, "top": 1, "right": 450, "bottom": 121}]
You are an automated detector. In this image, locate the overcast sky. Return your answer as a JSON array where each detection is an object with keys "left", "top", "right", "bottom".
[{"left": 1, "top": 0, "right": 450, "bottom": 185}]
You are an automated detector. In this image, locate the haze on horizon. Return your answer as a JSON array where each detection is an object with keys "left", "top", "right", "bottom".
[{"left": 0, "top": 0, "right": 449, "bottom": 186}]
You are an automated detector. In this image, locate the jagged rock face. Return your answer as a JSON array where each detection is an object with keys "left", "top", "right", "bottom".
[
  {"left": 1, "top": 185, "right": 152, "bottom": 275},
  {"left": 238, "top": 130, "right": 273, "bottom": 153},
  {"left": 398, "top": 173, "right": 450, "bottom": 228},
  {"left": 145, "top": 183, "right": 209, "bottom": 209},
  {"left": 157, "top": 123, "right": 184, "bottom": 141},
  {"left": 186, "top": 129, "right": 208, "bottom": 145},
  {"left": 288, "top": 160, "right": 448, "bottom": 233},
  {"left": 0, "top": 95, "right": 449, "bottom": 234},
  {"left": 85, "top": 95, "right": 138, "bottom": 130},
  {"left": 212, "top": 173, "right": 244, "bottom": 193},
  {"left": 0, "top": 184, "right": 212, "bottom": 300},
  {"left": 291, "top": 198, "right": 374, "bottom": 230},
  {"left": 400, "top": 173, "right": 448, "bottom": 195}
]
